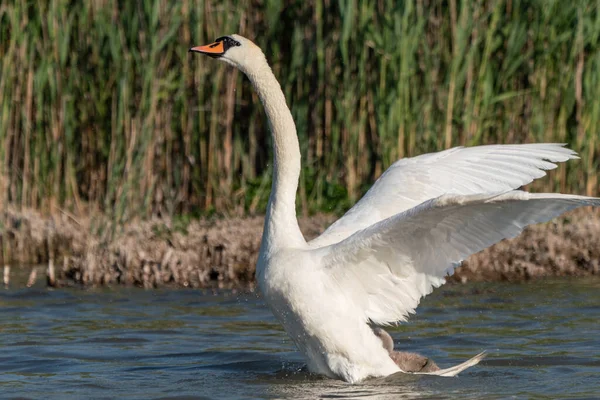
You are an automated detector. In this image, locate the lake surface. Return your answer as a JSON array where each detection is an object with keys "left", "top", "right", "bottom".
[{"left": 0, "top": 276, "right": 599, "bottom": 399}]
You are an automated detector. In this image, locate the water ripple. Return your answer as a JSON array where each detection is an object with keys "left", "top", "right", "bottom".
[{"left": 0, "top": 279, "right": 598, "bottom": 398}]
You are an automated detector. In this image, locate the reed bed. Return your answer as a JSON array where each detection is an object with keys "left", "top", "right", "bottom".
[{"left": 1, "top": 0, "right": 599, "bottom": 221}]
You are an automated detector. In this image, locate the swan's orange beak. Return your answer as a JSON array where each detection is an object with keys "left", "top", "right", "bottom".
[{"left": 189, "top": 41, "right": 225, "bottom": 58}]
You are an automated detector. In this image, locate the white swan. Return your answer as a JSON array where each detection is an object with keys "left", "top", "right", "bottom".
[{"left": 190, "top": 34, "right": 600, "bottom": 383}]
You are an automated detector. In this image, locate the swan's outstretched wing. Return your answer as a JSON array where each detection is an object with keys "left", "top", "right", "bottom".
[
  {"left": 309, "top": 144, "right": 578, "bottom": 248},
  {"left": 319, "top": 191, "right": 599, "bottom": 325}
]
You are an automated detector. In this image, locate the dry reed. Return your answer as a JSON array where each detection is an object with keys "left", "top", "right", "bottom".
[{"left": 1, "top": 206, "right": 599, "bottom": 287}]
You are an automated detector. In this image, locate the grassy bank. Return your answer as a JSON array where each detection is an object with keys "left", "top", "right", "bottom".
[
  {"left": 1, "top": 1, "right": 599, "bottom": 222},
  {"left": 2, "top": 207, "right": 599, "bottom": 288}
]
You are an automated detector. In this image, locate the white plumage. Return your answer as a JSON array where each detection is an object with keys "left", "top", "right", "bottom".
[
  {"left": 191, "top": 34, "right": 600, "bottom": 384},
  {"left": 310, "top": 144, "right": 579, "bottom": 247},
  {"left": 319, "top": 191, "right": 598, "bottom": 325}
]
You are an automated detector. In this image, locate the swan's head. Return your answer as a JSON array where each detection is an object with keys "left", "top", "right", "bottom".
[{"left": 189, "top": 34, "right": 264, "bottom": 73}]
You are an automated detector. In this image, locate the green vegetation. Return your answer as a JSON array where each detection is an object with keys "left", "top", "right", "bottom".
[{"left": 1, "top": 0, "right": 599, "bottom": 222}]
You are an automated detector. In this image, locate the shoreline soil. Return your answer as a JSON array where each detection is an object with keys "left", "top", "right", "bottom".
[{"left": 1, "top": 207, "right": 599, "bottom": 288}]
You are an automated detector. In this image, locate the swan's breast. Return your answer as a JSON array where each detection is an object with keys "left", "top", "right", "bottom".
[
  {"left": 256, "top": 248, "right": 400, "bottom": 381},
  {"left": 257, "top": 248, "right": 321, "bottom": 317}
]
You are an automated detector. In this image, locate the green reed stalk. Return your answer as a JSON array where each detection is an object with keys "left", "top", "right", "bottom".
[{"left": 0, "top": 0, "right": 598, "bottom": 221}]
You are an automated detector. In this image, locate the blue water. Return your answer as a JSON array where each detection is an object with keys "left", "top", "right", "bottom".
[{"left": 0, "top": 277, "right": 599, "bottom": 399}]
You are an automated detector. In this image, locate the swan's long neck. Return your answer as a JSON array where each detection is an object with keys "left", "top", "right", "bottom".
[{"left": 244, "top": 58, "right": 305, "bottom": 251}]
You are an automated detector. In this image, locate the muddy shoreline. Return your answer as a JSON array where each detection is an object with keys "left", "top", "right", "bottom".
[{"left": 1, "top": 207, "right": 599, "bottom": 288}]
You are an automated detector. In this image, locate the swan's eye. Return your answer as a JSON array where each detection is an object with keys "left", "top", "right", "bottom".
[{"left": 215, "top": 36, "right": 242, "bottom": 51}]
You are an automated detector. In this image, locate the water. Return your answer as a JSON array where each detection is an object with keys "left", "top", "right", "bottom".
[{"left": 0, "top": 277, "right": 599, "bottom": 399}]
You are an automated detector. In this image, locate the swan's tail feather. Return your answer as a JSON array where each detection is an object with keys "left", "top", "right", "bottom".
[{"left": 417, "top": 351, "right": 486, "bottom": 377}]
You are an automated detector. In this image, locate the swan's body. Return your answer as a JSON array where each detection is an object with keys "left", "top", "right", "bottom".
[{"left": 190, "top": 35, "right": 600, "bottom": 383}]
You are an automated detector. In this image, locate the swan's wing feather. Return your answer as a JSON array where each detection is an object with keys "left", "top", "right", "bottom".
[
  {"left": 320, "top": 191, "right": 600, "bottom": 325},
  {"left": 309, "top": 144, "right": 578, "bottom": 248},
  {"left": 418, "top": 351, "right": 487, "bottom": 377}
]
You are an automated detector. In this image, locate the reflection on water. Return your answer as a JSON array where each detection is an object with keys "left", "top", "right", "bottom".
[{"left": 0, "top": 278, "right": 599, "bottom": 399}]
